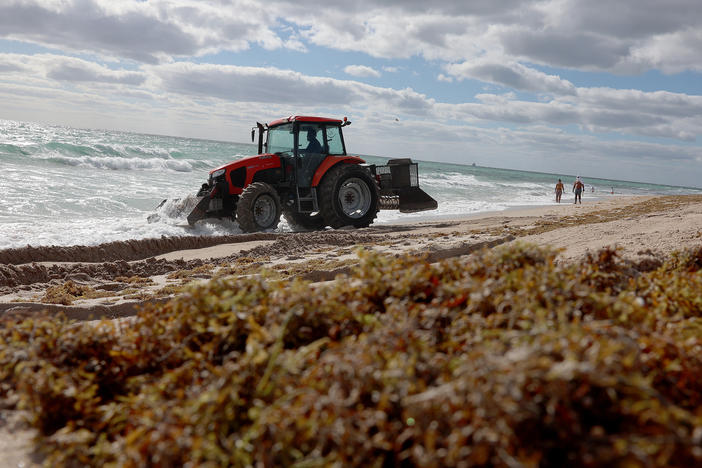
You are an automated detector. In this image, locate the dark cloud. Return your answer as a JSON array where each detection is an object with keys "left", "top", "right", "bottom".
[
  {"left": 562, "top": 0, "right": 702, "bottom": 39},
  {"left": 0, "top": 61, "right": 25, "bottom": 73},
  {"left": 0, "top": 1, "right": 205, "bottom": 63},
  {"left": 47, "top": 62, "right": 146, "bottom": 85},
  {"left": 446, "top": 61, "right": 576, "bottom": 95},
  {"left": 501, "top": 30, "right": 630, "bottom": 70},
  {"left": 276, "top": 0, "right": 526, "bottom": 20}
]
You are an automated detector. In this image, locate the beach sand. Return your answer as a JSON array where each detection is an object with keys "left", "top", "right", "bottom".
[
  {"left": 3, "top": 195, "right": 702, "bottom": 320},
  {"left": 1, "top": 194, "right": 701, "bottom": 465}
]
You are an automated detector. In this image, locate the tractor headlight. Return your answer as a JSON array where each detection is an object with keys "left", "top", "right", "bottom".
[{"left": 210, "top": 169, "right": 225, "bottom": 179}]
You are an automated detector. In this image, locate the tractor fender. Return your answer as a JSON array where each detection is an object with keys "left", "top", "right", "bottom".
[{"left": 311, "top": 155, "right": 366, "bottom": 187}]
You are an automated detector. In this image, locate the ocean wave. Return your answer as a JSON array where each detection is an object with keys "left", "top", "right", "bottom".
[
  {"left": 39, "top": 152, "right": 201, "bottom": 172},
  {"left": 422, "top": 172, "right": 495, "bottom": 188},
  {"left": 1, "top": 139, "right": 221, "bottom": 172}
]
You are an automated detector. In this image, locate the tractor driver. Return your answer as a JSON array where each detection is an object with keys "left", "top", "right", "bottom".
[{"left": 304, "top": 128, "right": 323, "bottom": 154}]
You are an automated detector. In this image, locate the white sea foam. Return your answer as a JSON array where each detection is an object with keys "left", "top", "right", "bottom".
[
  {"left": 422, "top": 172, "right": 495, "bottom": 188},
  {"left": 40, "top": 153, "right": 196, "bottom": 172}
]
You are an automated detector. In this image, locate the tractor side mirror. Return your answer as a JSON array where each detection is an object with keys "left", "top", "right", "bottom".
[{"left": 251, "top": 128, "right": 255, "bottom": 142}]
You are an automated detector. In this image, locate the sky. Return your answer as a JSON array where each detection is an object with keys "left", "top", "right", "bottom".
[{"left": 0, "top": 0, "right": 701, "bottom": 187}]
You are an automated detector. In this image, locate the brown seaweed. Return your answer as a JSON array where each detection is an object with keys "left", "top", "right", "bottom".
[{"left": 0, "top": 242, "right": 700, "bottom": 467}]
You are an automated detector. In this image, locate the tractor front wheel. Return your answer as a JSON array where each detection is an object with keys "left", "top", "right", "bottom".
[
  {"left": 319, "top": 164, "right": 379, "bottom": 229},
  {"left": 236, "top": 182, "right": 282, "bottom": 232}
]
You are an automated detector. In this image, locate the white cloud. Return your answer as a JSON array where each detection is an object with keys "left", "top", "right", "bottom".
[
  {"left": 444, "top": 59, "right": 576, "bottom": 95},
  {"left": 627, "top": 27, "right": 702, "bottom": 73},
  {"left": 0, "top": 53, "right": 146, "bottom": 85},
  {"left": 344, "top": 65, "right": 381, "bottom": 78}
]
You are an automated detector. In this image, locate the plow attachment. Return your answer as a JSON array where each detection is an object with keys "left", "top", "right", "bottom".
[
  {"left": 147, "top": 195, "right": 208, "bottom": 225},
  {"left": 373, "top": 159, "right": 438, "bottom": 213},
  {"left": 186, "top": 195, "right": 211, "bottom": 226}
]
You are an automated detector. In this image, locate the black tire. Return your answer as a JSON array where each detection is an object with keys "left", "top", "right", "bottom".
[
  {"left": 236, "top": 182, "right": 282, "bottom": 232},
  {"left": 283, "top": 209, "right": 327, "bottom": 231},
  {"left": 319, "top": 164, "right": 379, "bottom": 229}
]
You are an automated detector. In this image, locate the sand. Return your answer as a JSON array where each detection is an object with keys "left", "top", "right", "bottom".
[
  {"left": 3, "top": 195, "right": 702, "bottom": 318},
  {"left": 1, "top": 194, "right": 701, "bottom": 466}
]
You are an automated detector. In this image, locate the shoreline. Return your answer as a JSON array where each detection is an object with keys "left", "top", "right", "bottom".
[
  {"left": 0, "top": 192, "right": 643, "bottom": 254},
  {"left": 0, "top": 195, "right": 643, "bottom": 267},
  {"left": 395, "top": 194, "right": 644, "bottom": 225}
]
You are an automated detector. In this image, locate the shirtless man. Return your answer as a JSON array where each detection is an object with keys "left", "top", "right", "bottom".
[
  {"left": 573, "top": 176, "right": 585, "bottom": 204},
  {"left": 555, "top": 179, "right": 564, "bottom": 203}
]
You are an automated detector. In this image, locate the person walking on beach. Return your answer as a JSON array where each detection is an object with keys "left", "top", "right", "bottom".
[
  {"left": 573, "top": 176, "right": 585, "bottom": 204},
  {"left": 555, "top": 179, "right": 564, "bottom": 203}
]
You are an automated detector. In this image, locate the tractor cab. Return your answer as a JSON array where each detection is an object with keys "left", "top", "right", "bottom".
[{"left": 255, "top": 116, "right": 351, "bottom": 188}]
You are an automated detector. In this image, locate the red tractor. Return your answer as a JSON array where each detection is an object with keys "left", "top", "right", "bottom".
[{"left": 186, "top": 116, "right": 437, "bottom": 232}]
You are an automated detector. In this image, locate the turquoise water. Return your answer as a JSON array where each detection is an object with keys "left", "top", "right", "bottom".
[{"left": 1, "top": 119, "right": 700, "bottom": 249}]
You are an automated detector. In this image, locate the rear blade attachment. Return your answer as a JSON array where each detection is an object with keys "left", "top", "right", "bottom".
[
  {"left": 374, "top": 158, "right": 438, "bottom": 213},
  {"left": 397, "top": 187, "right": 438, "bottom": 212}
]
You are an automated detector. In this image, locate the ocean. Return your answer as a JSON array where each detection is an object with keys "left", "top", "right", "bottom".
[{"left": 1, "top": 119, "right": 700, "bottom": 250}]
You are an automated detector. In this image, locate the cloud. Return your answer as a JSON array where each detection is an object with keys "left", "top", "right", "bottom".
[
  {"left": 2, "top": 49, "right": 699, "bottom": 144},
  {"left": 148, "top": 62, "right": 435, "bottom": 114},
  {"left": 0, "top": 53, "right": 146, "bottom": 85},
  {"left": 0, "top": 1, "right": 196, "bottom": 63},
  {"left": 500, "top": 29, "right": 631, "bottom": 70},
  {"left": 152, "top": 62, "right": 361, "bottom": 105},
  {"left": 145, "top": 60, "right": 700, "bottom": 142},
  {"left": 45, "top": 57, "right": 146, "bottom": 85},
  {"left": 628, "top": 27, "right": 702, "bottom": 73},
  {"left": 1, "top": 0, "right": 701, "bottom": 74},
  {"left": 0, "top": 0, "right": 285, "bottom": 63},
  {"left": 344, "top": 65, "right": 381, "bottom": 78},
  {"left": 444, "top": 59, "right": 576, "bottom": 95}
]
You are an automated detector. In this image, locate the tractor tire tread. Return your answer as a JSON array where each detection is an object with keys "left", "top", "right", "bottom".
[
  {"left": 236, "top": 182, "right": 282, "bottom": 232},
  {"left": 319, "top": 164, "right": 379, "bottom": 229}
]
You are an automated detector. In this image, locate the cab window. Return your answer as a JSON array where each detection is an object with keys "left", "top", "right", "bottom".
[
  {"left": 325, "top": 125, "right": 345, "bottom": 155},
  {"left": 298, "top": 124, "right": 324, "bottom": 154},
  {"left": 266, "top": 123, "right": 294, "bottom": 154}
]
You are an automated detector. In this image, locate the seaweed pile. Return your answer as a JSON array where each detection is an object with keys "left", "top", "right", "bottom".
[{"left": 1, "top": 243, "right": 701, "bottom": 466}]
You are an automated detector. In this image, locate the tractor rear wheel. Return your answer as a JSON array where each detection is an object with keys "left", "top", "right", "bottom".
[
  {"left": 319, "top": 164, "right": 379, "bottom": 229},
  {"left": 283, "top": 209, "right": 327, "bottom": 231},
  {"left": 236, "top": 182, "right": 282, "bottom": 232}
]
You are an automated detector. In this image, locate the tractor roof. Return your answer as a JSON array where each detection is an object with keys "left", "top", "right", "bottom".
[{"left": 267, "top": 116, "right": 344, "bottom": 127}]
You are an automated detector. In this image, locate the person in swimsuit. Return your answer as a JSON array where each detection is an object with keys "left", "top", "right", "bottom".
[
  {"left": 555, "top": 179, "right": 564, "bottom": 203},
  {"left": 573, "top": 176, "right": 585, "bottom": 204}
]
